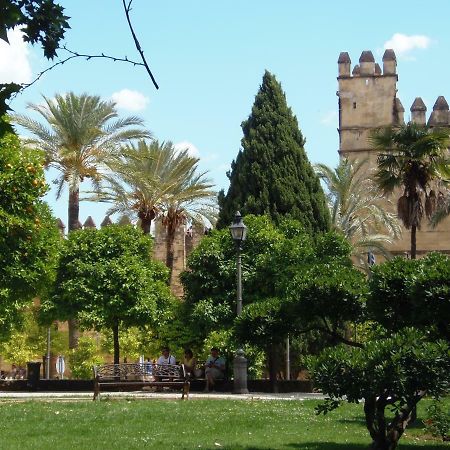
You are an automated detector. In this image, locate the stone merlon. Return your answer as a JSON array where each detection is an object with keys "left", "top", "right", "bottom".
[
  {"left": 352, "top": 64, "right": 360, "bottom": 75},
  {"left": 433, "top": 96, "right": 449, "bottom": 111},
  {"left": 101, "top": 215, "right": 112, "bottom": 228},
  {"left": 395, "top": 98, "right": 405, "bottom": 112},
  {"left": 359, "top": 50, "right": 375, "bottom": 63},
  {"left": 338, "top": 52, "right": 351, "bottom": 63},
  {"left": 411, "top": 97, "right": 427, "bottom": 111},
  {"left": 382, "top": 49, "right": 396, "bottom": 61},
  {"left": 83, "top": 216, "right": 96, "bottom": 228}
]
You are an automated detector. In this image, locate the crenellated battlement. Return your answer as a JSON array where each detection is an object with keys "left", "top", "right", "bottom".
[
  {"left": 338, "top": 49, "right": 397, "bottom": 78},
  {"left": 336, "top": 49, "right": 450, "bottom": 257}
]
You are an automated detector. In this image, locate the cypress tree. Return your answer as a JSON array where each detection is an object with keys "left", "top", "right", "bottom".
[{"left": 217, "top": 71, "right": 330, "bottom": 232}]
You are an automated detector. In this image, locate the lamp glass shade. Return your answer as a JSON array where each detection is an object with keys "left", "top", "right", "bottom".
[{"left": 230, "top": 212, "right": 247, "bottom": 242}]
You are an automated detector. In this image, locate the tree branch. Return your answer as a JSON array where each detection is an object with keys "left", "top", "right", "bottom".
[
  {"left": 14, "top": 47, "right": 148, "bottom": 97},
  {"left": 122, "top": 0, "right": 159, "bottom": 89},
  {"left": 7, "top": 0, "right": 159, "bottom": 103},
  {"left": 316, "top": 325, "right": 365, "bottom": 348}
]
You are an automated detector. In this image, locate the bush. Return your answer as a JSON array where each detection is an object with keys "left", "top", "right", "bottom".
[
  {"left": 424, "top": 399, "right": 450, "bottom": 442},
  {"left": 68, "top": 336, "right": 102, "bottom": 379}
]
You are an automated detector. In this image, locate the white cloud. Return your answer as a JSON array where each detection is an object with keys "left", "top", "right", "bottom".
[
  {"left": 320, "top": 110, "right": 338, "bottom": 126},
  {"left": 0, "top": 28, "right": 32, "bottom": 84},
  {"left": 383, "top": 33, "right": 431, "bottom": 59},
  {"left": 111, "top": 89, "right": 149, "bottom": 111},
  {"left": 174, "top": 141, "right": 200, "bottom": 158}
]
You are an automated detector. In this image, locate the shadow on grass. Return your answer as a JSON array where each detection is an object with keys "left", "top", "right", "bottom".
[
  {"left": 199, "top": 442, "right": 449, "bottom": 450},
  {"left": 337, "top": 417, "right": 428, "bottom": 431}
]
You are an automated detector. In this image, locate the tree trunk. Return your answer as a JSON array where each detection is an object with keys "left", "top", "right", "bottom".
[
  {"left": 68, "top": 319, "right": 79, "bottom": 349},
  {"left": 365, "top": 394, "right": 419, "bottom": 450},
  {"left": 68, "top": 186, "right": 80, "bottom": 232},
  {"left": 267, "top": 344, "right": 279, "bottom": 393},
  {"left": 410, "top": 225, "right": 417, "bottom": 260},
  {"left": 140, "top": 218, "right": 152, "bottom": 234},
  {"left": 68, "top": 185, "right": 80, "bottom": 348},
  {"left": 166, "top": 224, "right": 176, "bottom": 285},
  {"left": 113, "top": 321, "right": 120, "bottom": 365}
]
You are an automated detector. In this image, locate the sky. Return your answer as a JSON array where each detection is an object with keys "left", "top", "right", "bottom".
[{"left": 2, "top": 0, "right": 450, "bottom": 228}]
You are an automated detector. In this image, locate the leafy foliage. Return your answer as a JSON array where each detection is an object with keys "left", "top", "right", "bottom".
[
  {"left": 1, "top": 0, "right": 69, "bottom": 59},
  {"left": 0, "top": 131, "right": 60, "bottom": 339},
  {"left": 315, "top": 158, "right": 401, "bottom": 269},
  {"left": 12, "top": 92, "right": 151, "bottom": 232},
  {"left": 0, "top": 1, "right": 70, "bottom": 133},
  {"left": 368, "top": 252, "right": 450, "bottom": 341},
  {"left": 371, "top": 123, "right": 450, "bottom": 258},
  {"left": 424, "top": 399, "right": 450, "bottom": 441},
  {"left": 41, "top": 225, "right": 174, "bottom": 362},
  {"left": 310, "top": 328, "right": 450, "bottom": 449},
  {"left": 182, "top": 214, "right": 359, "bottom": 368},
  {"left": 68, "top": 336, "right": 102, "bottom": 379},
  {"left": 218, "top": 71, "right": 330, "bottom": 233}
]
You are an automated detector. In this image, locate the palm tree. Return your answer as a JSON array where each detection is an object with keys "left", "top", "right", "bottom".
[
  {"left": 13, "top": 92, "right": 151, "bottom": 347},
  {"left": 315, "top": 158, "right": 401, "bottom": 269},
  {"left": 160, "top": 172, "right": 217, "bottom": 281},
  {"left": 93, "top": 140, "right": 216, "bottom": 278},
  {"left": 370, "top": 122, "right": 450, "bottom": 259}
]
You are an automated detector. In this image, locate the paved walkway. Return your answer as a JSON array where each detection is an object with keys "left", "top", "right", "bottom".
[{"left": 0, "top": 391, "right": 324, "bottom": 401}]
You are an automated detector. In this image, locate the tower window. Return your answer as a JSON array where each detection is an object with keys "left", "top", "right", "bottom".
[{"left": 353, "top": 102, "right": 357, "bottom": 109}]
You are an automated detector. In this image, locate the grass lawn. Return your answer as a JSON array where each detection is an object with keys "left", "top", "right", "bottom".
[{"left": 0, "top": 398, "right": 447, "bottom": 449}]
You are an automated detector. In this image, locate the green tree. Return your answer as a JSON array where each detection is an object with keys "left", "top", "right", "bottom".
[
  {"left": 370, "top": 123, "right": 450, "bottom": 259},
  {"left": 315, "top": 158, "right": 401, "bottom": 269},
  {"left": 40, "top": 225, "right": 173, "bottom": 364},
  {"left": 217, "top": 71, "right": 330, "bottom": 232},
  {"left": 368, "top": 252, "right": 450, "bottom": 342},
  {"left": 0, "top": 132, "right": 60, "bottom": 340},
  {"left": 13, "top": 92, "right": 150, "bottom": 347},
  {"left": 182, "top": 215, "right": 354, "bottom": 387},
  {"left": 95, "top": 139, "right": 216, "bottom": 279},
  {"left": 310, "top": 329, "right": 449, "bottom": 450},
  {"left": 309, "top": 252, "right": 450, "bottom": 450}
]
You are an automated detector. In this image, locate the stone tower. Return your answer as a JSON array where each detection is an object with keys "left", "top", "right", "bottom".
[
  {"left": 337, "top": 49, "right": 450, "bottom": 256},
  {"left": 153, "top": 220, "right": 205, "bottom": 297}
]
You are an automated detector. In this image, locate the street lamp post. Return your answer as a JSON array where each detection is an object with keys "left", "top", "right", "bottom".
[{"left": 230, "top": 211, "right": 249, "bottom": 394}]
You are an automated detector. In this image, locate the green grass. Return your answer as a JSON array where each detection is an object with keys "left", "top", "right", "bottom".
[{"left": 0, "top": 398, "right": 447, "bottom": 449}]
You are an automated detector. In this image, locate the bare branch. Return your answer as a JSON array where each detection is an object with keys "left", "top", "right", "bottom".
[
  {"left": 12, "top": 47, "right": 148, "bottom": 100},
  {"left": 122, "top": 0, "right": 159, "bottom": 89}
]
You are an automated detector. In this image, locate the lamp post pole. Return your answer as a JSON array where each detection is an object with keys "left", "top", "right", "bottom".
[
  {"left": 236, "top": 241, "right": 242, "bottom": 316},
  {"left": 230, "top": 211, "right": 249, "bottom": 394}
]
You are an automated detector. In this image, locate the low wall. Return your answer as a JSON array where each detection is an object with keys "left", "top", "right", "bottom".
[{"left": 1, "top": 379, "right": 313, "bottom": 393}]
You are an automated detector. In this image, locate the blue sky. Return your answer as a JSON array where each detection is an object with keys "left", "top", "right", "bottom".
[{"left": 2, "top": 0, "right": 450, "bottom": 227}]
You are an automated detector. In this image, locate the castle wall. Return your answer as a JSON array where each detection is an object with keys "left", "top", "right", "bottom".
[
  {"left": 337, "top": 50, "right": 450, "bottom": 256},
  {"left": 153, "top": 220, "right": 186, "bottom": 298}
]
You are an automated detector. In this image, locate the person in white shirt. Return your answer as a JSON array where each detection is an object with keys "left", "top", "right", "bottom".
[
  {"left": 157, "top": 347, "right": 176, "bottom": 365},
  {"left": 204, "top": 347, "right": 225, "bottom": 392}
]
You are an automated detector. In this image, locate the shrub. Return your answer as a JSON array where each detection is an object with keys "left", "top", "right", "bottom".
[{"left": 68, "top": 336, "right": 102, "bottom": 379}]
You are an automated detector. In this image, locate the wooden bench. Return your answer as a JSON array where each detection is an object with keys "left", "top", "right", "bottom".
[{"left": 93, "top": 363, "right": 190, "bottom": 400}]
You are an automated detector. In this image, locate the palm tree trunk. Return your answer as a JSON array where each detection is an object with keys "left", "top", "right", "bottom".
[
  {"left": 68, "top": 186, "right": 80, "bottom": 232},
  {"left": 166, "top": 223, "right": 176, "bottom": 284},
  {"left": 140, "top": 218, "right": 152, "bottom": 234},
  {"left": 68, "top": 185, "right": 80, "bottom": 348},
  {"left": 410, "top": 225, "right": 417, "bottom": 260}
]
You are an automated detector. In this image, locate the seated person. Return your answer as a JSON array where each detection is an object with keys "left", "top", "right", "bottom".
[
  {"left": 157, "top": 346, "right": 176, "bottom": 365},
  {"left": 155, "top": 347, "right": 176, "bottom": 382},
  {"left": 204, "top": 347, "right": 225, "bottom": 392},
  {"left": 182, "top": 348, "right": 196, "bottom": 378}
]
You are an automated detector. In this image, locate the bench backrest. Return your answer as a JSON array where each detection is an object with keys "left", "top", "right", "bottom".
[{"left": 93, "top": 363, "right": 186, "bottom": 380}]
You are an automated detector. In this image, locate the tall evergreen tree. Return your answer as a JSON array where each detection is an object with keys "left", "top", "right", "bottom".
[{"left": 217, "top": 71, "right": 330, "bottom": 232}]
